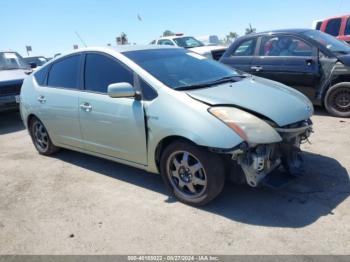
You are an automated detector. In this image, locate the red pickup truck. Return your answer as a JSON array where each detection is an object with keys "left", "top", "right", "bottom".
[{"left": 316, "top": 15, "right": 350, "bottom": 43}]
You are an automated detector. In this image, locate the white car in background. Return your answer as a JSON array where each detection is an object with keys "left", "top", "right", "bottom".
[
  {"left": 151, "top": 34, "right": 226, "bottom": 60},
  {"left": 196, "top": 35, "right": 221, "bottom": 46}
]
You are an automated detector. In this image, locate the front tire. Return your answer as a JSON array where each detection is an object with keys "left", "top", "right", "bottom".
[
  {"left": 324, "top": 83, "right": 350, "bottom": 117},
  {"left": 160, "top": 140, "right": 225, "bottom": 206},
  {"left": 29, "top": 117, "right": 59, "bottom": 155}
]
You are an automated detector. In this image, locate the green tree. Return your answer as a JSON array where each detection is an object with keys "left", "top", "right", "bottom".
[
  {"left": 117, "top": 32, "right": 128, "bottom": 45},
  {"left": 120, "top": 32, "right": 128, "bottom": 44},
  {"left": 223, "top": 32, "right": 239, "bottom": 44},
  {"left": 245, "top": 23, "right": 256, "bottom": 35},
  {"left": 163, "top": 30, "right": 175, "bottom": 37}
]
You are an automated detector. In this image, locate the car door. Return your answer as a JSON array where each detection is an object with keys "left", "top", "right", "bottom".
[
  {"left": 36, "top": 54, "right": 83, "bottom": 148},
  {"left": 78, "top": 52, "right": 147, "bottom": 165},
  {"left": 251, "top": 34, "right": 320, "bottom": 98},
  {"left": 220, "top": 37, "right": 257, "bottom": 73}
]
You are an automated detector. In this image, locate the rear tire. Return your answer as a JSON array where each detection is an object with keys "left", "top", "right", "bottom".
[
  {"left": 324, "top": 83, "right": 350, "bottom": 118},
  {"left": 29, "top": 117, "right": 59, "bottom": 155},
  {"left": 160, "top": 140, "right": 225, "bottom": 206}
]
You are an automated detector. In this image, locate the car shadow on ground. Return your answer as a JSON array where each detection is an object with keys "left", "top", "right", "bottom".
[
  {"left": 55, "top": 148, "right": 349, "bottom": 228},
  {"left": 0, "top": 111, "right": 25, "bottom": 135}
]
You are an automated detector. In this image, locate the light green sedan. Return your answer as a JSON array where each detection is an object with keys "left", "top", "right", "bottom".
[{"left": 20, "top": 45, "right": 313, "bottom": 206}]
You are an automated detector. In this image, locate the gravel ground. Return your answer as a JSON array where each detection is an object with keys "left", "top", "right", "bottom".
[{"left": 0, "top": 109, "right": 349, "bottom": 255}]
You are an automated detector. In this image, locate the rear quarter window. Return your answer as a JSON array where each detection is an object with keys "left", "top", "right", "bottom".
[
  {"left": 34, "top": 66, "right": 49, "bottom": 86},
  {"left": 47, "top": 55, "right": 81, "bottom": 89},
  {"left": 231, "top": 39, "right": 256, "bottom": 56}
]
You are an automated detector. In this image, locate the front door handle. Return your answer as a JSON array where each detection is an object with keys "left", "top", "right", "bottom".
[
  {"left": 305, "top": 59, "right": 314, "bottom": 66},
  {"left": 251, "top": 66, "right": 263, "bottom": 72},
  {"left": 80, "top": 102, "right": 92, "bottom": 112},
  {"left": 37, "top": 95, "right": 46, "bottom": 104}
]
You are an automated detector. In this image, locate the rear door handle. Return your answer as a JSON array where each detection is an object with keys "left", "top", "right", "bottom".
[
  {"left": 37, "top": 95, "right": 46, "bottom": 103},
  {"left": 251, "top": 66, "right": 263, "bottom": 72},
  {"left": 80, "top": 102, "right": 92, "bottom": 112}
]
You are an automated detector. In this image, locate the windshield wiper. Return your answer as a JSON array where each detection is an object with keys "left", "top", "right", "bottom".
[{"left": 175, "top": 75, "right": 245, "bottom": 91}]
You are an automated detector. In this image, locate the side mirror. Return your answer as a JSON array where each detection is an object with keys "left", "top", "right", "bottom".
[
  {"left": 107, "top": 82, "right": 137, "bottom": 98},
  {"left": 29, "top": 62, "right": 37, "bottom": 69}
]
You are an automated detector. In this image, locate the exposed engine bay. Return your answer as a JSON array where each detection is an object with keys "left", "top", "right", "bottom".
[{"left": 231, "top": 119, "right": 313, "bottom": 187}]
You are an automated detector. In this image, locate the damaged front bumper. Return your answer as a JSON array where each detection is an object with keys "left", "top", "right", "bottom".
[{"left": 231, "top": 119, "right": 313, "bottom": 187}]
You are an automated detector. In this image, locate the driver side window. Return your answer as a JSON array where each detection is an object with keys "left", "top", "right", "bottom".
[
  {"left": 259, "top": 35, "right": 313, "bottom": 57},
  {"left": 84, "top": 53, "right": 134, "bottom": 93}
]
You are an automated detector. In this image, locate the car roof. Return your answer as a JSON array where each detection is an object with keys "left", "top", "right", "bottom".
[
  {"left": 50, "top": 45, "right": 181, "bottom": 60},
  {"left": 240, "top": 28, "right": 311, "bottom": 39},
  {"left": 158, "top": 35, "right": 191, "bottom": 40},
  {"left": 323, "top": 14, "right": 350, "bottom": 20}
]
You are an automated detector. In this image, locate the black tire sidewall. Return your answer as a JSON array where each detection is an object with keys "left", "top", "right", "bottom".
[
  {"left": 160, "top": 140, "right": 225, "bottom": 206},
  {"left": 29, "top": 118, "right": 58, "bottom": 155},
  {"left": 325, "top": 83, "right": 350, "bottom": 118}
]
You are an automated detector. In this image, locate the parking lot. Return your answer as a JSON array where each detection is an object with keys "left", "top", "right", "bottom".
[{"left": 0, "top": 109, "right": 349, "bottom": 254}]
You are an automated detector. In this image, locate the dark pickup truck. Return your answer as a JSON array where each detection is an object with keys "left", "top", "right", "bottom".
[{"left": 0, "top": 51, "right": 31, "bottom": 112}]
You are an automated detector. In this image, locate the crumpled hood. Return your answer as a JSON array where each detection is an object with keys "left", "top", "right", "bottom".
[
  {"left": 189, "top": 45, "right": 226, "bottom": 54},
  {"left": 0, "top": 69, "right": 29, "bottom": 83},
  {"left": 187, "top": 76, "right": 313, "bottom": 127}
]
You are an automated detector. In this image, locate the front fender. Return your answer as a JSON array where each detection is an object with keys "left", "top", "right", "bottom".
[{"left": 144, "top": 89, "right": 243, "bottom": 173}]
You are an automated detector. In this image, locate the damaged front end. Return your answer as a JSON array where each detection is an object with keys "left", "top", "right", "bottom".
[
  {"left": 208, "top": 106, "right": 313, "bottom": 188},
  {"left": 231, "top": 119, "right": 313, "bottom": 187}
]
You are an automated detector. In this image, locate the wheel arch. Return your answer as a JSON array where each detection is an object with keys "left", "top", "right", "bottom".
[
  {"left": 27, "top": 113, "right": 40, "bottom": 128},
  {"left": 154, "top": 135, "right": 199, "bottom": 173}
]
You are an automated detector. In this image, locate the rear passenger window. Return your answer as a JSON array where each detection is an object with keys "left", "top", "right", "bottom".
[
  {"left": 231, "top": 39, "right": 256, "bottom": 56},
  {"left": 325, "top": 18, "right": 341, "bottom": 36},
  {"left": 34, "top": 66, "right": 49, "bottom": 86},
  {"left": 47, "top": 55, "right": 80, "bottom": 89},
  {"left": 345, "top": 18, "right": 350, "bottom": 35},
  {"left": 84, "top": 53, "right": 133, "bottom": 93}
]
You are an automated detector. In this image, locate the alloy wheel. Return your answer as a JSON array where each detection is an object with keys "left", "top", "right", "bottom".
[
  {"left": 166, "top": 150, "right": 207, "bottom": 199},
  {"left": 33, "top": 121, "right": 49, "bottom": 151}
]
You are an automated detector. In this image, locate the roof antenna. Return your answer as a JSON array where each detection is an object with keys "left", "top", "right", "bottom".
[{"left": 75, "top": 31, "right": 87, "bottom": 47}]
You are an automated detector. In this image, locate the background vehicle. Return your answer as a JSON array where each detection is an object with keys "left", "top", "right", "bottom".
[
  {"left": 314, "top": 15, "right": 350, "bottom": 43},
  {"left": 220, "top": 29, "right": 350, "bottom": 117},
  {"left": 195, "top": 35, "right": 221, "bottom": 46},
  {"left": 20, "top": 46, "right": 313, "bottom": 206},
  {"left": 24, "top": 56, "right": 49, "bottom": 68},
  {"left": 151, "top": 34, "right": 226, "bottom": 60},
  {"left": 0, "top": 51, "right": 31, "bottom": 112},
  {"left": 312, "top": 19, "right": 323, "bottom": 30}
]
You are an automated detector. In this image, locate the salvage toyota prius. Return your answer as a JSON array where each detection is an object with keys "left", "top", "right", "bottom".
[{"left": 20, "top": 46, "right": 314, "bottom": 206}]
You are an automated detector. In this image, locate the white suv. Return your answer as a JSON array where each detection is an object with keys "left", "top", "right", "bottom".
[{"left": 151, "top": 35, "right": 226, "bottom": 60}]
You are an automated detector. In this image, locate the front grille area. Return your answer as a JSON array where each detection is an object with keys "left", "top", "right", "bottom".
[
  {"left": 211, "top": 49, "right": 226, "bottom": 60},
  {"left": 0, "top": 82, "right": 22, "bottom": 97}
]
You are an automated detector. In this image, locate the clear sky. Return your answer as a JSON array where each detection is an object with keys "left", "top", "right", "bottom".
[{"left": 1, "top": 0, "right": 349, "bottom": 57}]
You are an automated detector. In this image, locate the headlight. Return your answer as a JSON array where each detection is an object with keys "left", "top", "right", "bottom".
[{"left": 209, "top": 107, "right": 282, "bottom": 144}]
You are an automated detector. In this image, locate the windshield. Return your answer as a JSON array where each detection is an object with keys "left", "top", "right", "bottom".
[
  {"left": 0, "top": 52, "right": 30, "bottom": 70},
  {"left": 302, "top": 30, "right": 350, "bottom": 54},
  {"left": 124, "top": 48, "right": 240, "bottom": 90},
  {"left": 173, "top": 37, "right": 205, "bottom": 48}
]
